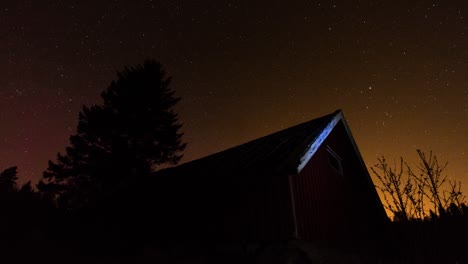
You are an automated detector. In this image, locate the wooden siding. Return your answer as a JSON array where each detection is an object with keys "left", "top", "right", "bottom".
[
  {"left": 290, "top": 120, "right": 385, "bottom": 246},
  {"left": 152, "top": 112, "right": 386, "bottom": 245}
]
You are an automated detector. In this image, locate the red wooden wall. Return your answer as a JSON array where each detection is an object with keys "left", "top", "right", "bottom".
[
  {"left": 154, "top": 119, "right": 385, "bottom": 245},
  {"left": 290, "top": 120, "right": 386, "bottom": 246}
]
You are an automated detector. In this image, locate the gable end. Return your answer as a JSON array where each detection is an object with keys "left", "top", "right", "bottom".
[{"left": 296, "top": 111, "right": 342, "bottom": 173}]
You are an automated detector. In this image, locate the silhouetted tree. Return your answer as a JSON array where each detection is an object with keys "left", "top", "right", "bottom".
[
  {"left": 0, "top": 166, "right": 18, "bottom": 193},
  {"left": 371, "top": 157, "right": 413, "bottom": 221},
  {"left": 373, "top": 151, "right": 468, "bottom": 263},
  {"left": 372, "top": 149, "right": 466, "bottom": 221},
  {"left": 39, "top": 60, "right": 186, "bottom": 213}
]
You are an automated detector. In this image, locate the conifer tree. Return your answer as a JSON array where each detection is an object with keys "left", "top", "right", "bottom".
[
  {"left": 0, "top": 166, "right": 18, "bottom": 193},
  {"left": 39, "top": 60, "right": 186, "bottom": 210}
]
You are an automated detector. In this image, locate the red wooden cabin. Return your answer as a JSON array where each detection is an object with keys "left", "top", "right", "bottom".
[{"left": 153, "top": 110, "right": 388, "bottom": 248}]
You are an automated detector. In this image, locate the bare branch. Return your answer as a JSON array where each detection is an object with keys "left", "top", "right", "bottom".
[{"left": 373, "top": 150, "right": 465, "bottom": 221}]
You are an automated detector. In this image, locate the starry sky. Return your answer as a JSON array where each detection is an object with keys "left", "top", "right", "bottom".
[{"left": 1, "top": 1, "right": 467, "bottom": 193}]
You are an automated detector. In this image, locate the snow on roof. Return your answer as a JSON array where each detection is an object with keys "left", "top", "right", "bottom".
[{"left": 157, "top": 110, "right": 343, "bottom": 178}]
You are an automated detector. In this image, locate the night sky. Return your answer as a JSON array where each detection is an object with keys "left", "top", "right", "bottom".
[{"left": 1, "top": 1, "right": 467, "bottom": 193}]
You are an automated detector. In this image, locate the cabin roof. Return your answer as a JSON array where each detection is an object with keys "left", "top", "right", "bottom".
[{"left": 158, "top": 110, "right": 343, "bottom": 177}]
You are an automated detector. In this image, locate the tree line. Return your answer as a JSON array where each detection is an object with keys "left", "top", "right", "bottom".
[{"left": 0, "top": 60, "right": 186, "bottom": 262}]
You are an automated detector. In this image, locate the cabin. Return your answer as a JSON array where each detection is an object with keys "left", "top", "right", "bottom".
[{"left": 151, "top": 110, "right": 388, "bottom": 249}]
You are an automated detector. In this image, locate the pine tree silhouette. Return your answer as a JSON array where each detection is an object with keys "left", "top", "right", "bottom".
[
  {"left": 0, "top": 166, "right": 18, "bottom": 193},
  {"left": 39, "top": 60, "right": 186, "bottom": 212}
]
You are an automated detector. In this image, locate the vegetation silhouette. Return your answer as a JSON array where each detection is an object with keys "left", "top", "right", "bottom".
[
  {"left": 40, "top": 60, "right": 185, "bottom": 210},
  {"left": 372, "top": 149, "right": 468, "bottom": 263},
  {"left": 372, "top": 149, "right": 465, "bottom": 221},
  {"left": 0, "top": 166, "right": 57, "bottom": 262},
  {"left": 35, "top": 60, "right": 186, "bottom": 256},
  {"left": 0, "top": 166, "right": 18, "bottom": 193}
]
